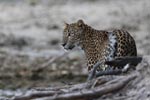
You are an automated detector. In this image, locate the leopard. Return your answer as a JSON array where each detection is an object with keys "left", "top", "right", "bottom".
[{"left": 62, "top": 19, "right": 137, "bottom": 74}]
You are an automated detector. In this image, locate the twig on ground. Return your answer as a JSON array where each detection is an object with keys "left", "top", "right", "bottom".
[{"left": 34, "top": 51, "right": 69, "bottom": 72}]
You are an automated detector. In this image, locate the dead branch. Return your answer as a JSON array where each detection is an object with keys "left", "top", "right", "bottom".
[
  {"left": 12, "top": 73, "right": 137, "bottom": 100},
  {"left": 88, "top": 56, "right": 142, "bottom": 80},
  {"left": 46, "top": 74, "right": 136, "bottom": 100},
  {"left": 95, "top": 63, "right": 130, "bottom": 77},
  {"left": 11, "top": 56, "right": 144, "bottom": 100},
  {"left": 34, "top": 52, "right": 69, "bottom": 72},
  {"left": 105, "top": 56, "right": 142, "bottom": 67},
  {"left": 88, "top": 61, "right": 104, "bottom": 80},
  {"left": 12, "top": 91, "right": 57, "bottom": 100}
]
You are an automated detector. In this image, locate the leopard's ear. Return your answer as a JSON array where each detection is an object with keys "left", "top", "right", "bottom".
[
  {"left": 77, "top": 19, "right": 84, "bottom": 27},
  {"left": 64, "top": 22, "right": 69, "bottom": 27}
]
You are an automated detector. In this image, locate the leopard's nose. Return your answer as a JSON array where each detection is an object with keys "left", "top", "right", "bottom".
[{"left": 61, "top": 43, "right": 66, "bottom": 47}]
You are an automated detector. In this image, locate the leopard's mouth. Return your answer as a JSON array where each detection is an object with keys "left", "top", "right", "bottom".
[
  {"left": 62, "top": 43, "right": 75, "bottom": 50},
  {"left": 67, "top": 45, "right": 75, "bottom": 50}
]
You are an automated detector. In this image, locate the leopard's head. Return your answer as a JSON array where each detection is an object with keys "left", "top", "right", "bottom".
[{"left": 62, "top": 19, "right": 85, "bottom": 50}]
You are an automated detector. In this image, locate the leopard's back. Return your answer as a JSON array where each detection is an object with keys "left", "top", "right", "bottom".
[{"left": 113, "top": 29, "right": 137, "bottom": 57}]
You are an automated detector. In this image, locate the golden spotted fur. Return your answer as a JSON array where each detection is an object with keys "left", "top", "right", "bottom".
[{"left": 62, "top": 19, "right": 137, "bottom": 72}]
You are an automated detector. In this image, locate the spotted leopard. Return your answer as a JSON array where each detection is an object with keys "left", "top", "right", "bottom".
[{"left": 62, "top": 19, "right": 137, "bottom": 72}]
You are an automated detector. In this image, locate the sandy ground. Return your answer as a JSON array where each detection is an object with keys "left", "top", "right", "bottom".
[{"left": 0, "top": 0, "right": 150, "bottom": 98}]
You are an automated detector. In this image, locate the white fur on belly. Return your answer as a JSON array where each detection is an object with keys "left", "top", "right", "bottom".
[{"left": 107, "top": 31, "right": 117, "bottom": 61}]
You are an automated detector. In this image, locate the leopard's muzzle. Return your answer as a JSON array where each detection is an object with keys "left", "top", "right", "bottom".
[{"left": 62, "top": 43, "right": 75, "bottom": 50}]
